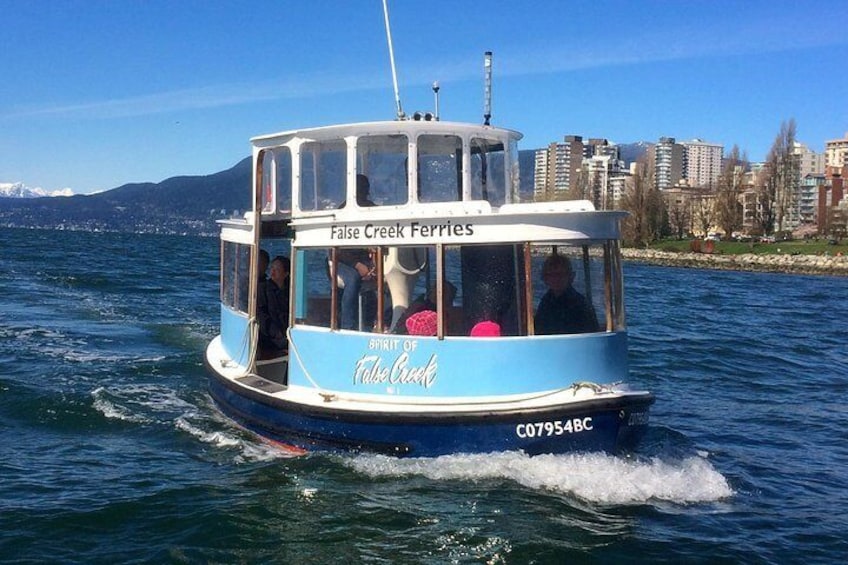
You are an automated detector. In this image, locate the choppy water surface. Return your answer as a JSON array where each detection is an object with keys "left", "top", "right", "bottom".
[{"left": 1, "top": 227, "right": 846, "bottom": 563}]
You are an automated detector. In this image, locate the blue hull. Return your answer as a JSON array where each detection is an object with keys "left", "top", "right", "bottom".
[{"left": 207, "top": 367, "right": 654, "bottom": 457}]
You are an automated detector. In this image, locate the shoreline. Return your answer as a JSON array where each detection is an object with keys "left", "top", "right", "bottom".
[
  {"left": 622, "top": 248, "right": 848, "bottom": 276},
  {"left": 3, "top": 225, "right": 846, "bottom": 277}
]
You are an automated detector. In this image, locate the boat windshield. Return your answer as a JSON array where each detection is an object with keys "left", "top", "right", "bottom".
[
  {"left": 300, "top": 139, "right": 347, "bottom": 211},
  {"left": 470, "top": 137, "right": 509, "bottom": 206},
  {"left": 418, "top": 134, "right": 462, "bottom": 203},
  {"left": 356, "top": 134, "right": 409, "bottom": 206}
]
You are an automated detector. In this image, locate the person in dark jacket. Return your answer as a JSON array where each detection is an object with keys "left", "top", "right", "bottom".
[
  {"left": 257, "top": 255, "right": 290, "bottom": 357},
  {"left": 534, "top": 254, "right": 599, "bottom": 335}
]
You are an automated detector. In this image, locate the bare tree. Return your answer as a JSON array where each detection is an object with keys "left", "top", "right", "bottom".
[
  {"left": 667, "top": 196, "right": 691, "bottom": 239},
  {"left": 567, "top": 167, "right": 590, "bottom": 201},
  {"left": 621, "top": 157, "right": 665, "bottom": 246},
  {"left": 753, "top": 166, "right": 775, "bottom": 236},
  {"left": 757, "top": 119, "right": 797, "bottom": 235},
  {"left": 715, "top": 145, "right": 747, "bottom": 238},
  {"left": 690, "top": 189, "right": 714, "bottom": 237}
]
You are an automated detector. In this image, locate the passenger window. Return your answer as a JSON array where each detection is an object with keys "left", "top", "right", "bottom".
[
  {"left": 294, "top": 248, "right": 334, "bottom": 327},
  {"left": 300, "top": 140, "right": 347, "bottom": 211},
  {"left": 455, "top": 244, "right": 523, "bottom": 336},
  {"left": 276, "top": 147, "right": 292, "bottom": 213},
  {"left": 470, "top": 137, "right": 507, "bottom": 207},
  {"left": 221, "top": 241, "right": 251, "bottom": 314},
  {"left": 260, "top": 150, "right": 274, "bottom": 214},
  {"left": 357, "top": 135, "right": 409, "bottom": 206},
  {"left": 418, "top": 135, "right": 462, "bottom": 203},
  {"left": 531, "top": 244, "right": 610, "bottom": 335}
]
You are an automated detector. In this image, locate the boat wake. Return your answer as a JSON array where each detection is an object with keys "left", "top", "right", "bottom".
[{"left": 345, "top": 451, "right": 732, "bottom": 505}]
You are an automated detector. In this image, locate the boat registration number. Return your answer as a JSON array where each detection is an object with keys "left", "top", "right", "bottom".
[{"left": 515, "top": 418, "right": 593, "bottom": 438}]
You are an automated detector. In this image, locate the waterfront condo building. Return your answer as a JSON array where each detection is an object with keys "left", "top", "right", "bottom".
[
  {"left": 533, "top": 136, "right": 627, "bottom": 209},
  {"left": 681, "top": 139, "right": 723, "bottom": 190},
  {"left": 794, "top": 142, "right": 826, "bottom": 178},
  {"left": 793, "top": 143, "right": 826, "bottom": 227},
  {"left": 651, "top": 137, "right": 684, "bottom": 191},
  {"left": 825, "top": 133, "right": 848, "bottom": 169},
  {"left": 533, "top": 135, "right": 584, "bottom": 200}
]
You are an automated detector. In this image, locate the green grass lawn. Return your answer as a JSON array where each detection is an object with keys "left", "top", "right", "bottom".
[{"left": 647, "top": 238, "right": 848, "bottom": 256}]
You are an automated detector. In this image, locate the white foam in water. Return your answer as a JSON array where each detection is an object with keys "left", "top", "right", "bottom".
[
  {"left": 347, "top": 451, "right": 733, "bottom": 505},
  {"left": 176, "top": 413, "right": 299, "bottom": 463},
  {"left": 91, "top": 387, "right": 150, "bottom": 423},
  {"left": 175, "top": 417, "right": 242, "bottom": 448}
]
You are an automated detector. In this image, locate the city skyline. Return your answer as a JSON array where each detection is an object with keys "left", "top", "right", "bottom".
[{"left": 2, "top": 0, "right": 847, "bottom": 195}]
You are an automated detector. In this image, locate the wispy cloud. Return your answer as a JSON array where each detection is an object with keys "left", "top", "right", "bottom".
[
  {"left": 3, "top": 16, "right": 842, "bottom": 123},
  {"left": 1, "top": 71, "right": 385, "bottom": 121},
  {"left": 495, "top": 18, "right": 847, "bottom": 79}
]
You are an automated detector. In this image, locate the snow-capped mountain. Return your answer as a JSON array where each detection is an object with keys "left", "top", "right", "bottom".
[{"left": 0, "top": 182, "right": 74, "bottom": 198}]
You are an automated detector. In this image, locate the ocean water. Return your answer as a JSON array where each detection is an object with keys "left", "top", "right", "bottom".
[{"left": 1, "top": 226, "right": 846, "bottom": 564}]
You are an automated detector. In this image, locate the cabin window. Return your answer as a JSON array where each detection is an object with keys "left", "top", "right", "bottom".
[
  {"left": 260, "top": 150, "right": 274, "bottom": 214},
  {"left": 527, "top": 242, "right": 622, "bottom": 335},
  {"left": 299, "top": 139, "right": 347, "bottom": 211},
  {"left": 470, "top": 137, "right": 507, "bottom": 207},
  {"left": 356, "top": 135, "right": 409, "bottom": 206},
  {"left": 387, "top": 244, "right": 522, "bottom": 337},
  {"left": 221, "top": 241, "right": 252, "bottom": 314},
  {"left": 289, "top": 241, "right": 622, "bottom": 336},
  {"left": 276, "top": 147, "right": 292, "bottom": 213},
  {"left": 417, "top": 134, "right": 462, "bottom": 203},
  {"left": 293, "top": 247, "right": 335, "bottom": 327},
  {"left": 449, "top": 244, "right": 523, "bottom": 336}
]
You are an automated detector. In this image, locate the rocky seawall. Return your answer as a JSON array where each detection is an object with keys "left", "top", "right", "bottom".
[{"left": 622, "top": 249, "right": 848, "bottom": 276}]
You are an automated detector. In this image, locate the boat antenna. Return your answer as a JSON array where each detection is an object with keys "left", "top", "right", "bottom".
[
  {"left": 382, "top": 0, "right": 405, "bottom": 120},
  {"left": 483, "top": 51, "right": 492, "bottom": 125},
  {"left": 432, "top": 81, "right": 440, "bottom": 120}
]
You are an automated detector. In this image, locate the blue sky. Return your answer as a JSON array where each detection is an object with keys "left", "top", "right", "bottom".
[{"left": 2, "top": 0, "right": 846, "bottom": 195}]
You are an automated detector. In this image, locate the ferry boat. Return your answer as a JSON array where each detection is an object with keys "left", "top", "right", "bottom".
[{"left": 204, "top": 113, "right": 654, "bottom": 457}]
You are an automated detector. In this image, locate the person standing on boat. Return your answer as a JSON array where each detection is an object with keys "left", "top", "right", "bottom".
[
  {"left": 336, "top": 174, "right": 377, "bottom": 330},
  {"left": 534, "top": 254, "right": 599, "bottom": 335},
  {"left": 257, "top": 255, "right": 290, "bottom": 357}
]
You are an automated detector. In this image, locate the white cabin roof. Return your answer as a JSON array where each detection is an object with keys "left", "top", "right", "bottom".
[{"left": 250, "top": 120, "right": 522, "bottom": 147}]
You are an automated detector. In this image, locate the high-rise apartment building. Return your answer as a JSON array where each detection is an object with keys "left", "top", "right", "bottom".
[
  {"left": 583, "top": 154, "right": 626, "bottom": 210},
  {"left": 584, "top": 138, "right": 620, "bottom": 160},
  {"left": 533, "top": 135, "right": 584, "bottom": 200},
  {"left": 533, "top": 148, "right": 549, "bottom": 197},
  {"left": 652, "top": 137, "right": 684, "bottom": 191},
  {"left": 825, "top": 133, "right": 848, "bottom": 169},
  {"left": 681, "top": 139, "right": 723, "bottom": 189},
  {"left": 793, "top": 142, "right": 825, "bottom": 177},
  {"left": 791, "top": 143, "right": 825, "bottom": 227}
]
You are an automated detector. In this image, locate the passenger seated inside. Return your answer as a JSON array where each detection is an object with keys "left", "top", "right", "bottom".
[
  {"left": 470, "top": 320, "right": 501, "bottom": 337},
  {"left": 339, "top": 174, "right": 376, "bottom": 208},
  {"left": 534, "top": 254, "right": 599, "bottom": 335},
  {"left": 258, "top": 255, "right": 290, "bottom": 358},
  {"left": 405, "top": 309, "right": 438, "bottom": 336},
  {"left": 335, "top": 174, "right": 377, "bottom": 330},
  {"left": 392, "top": 281, "right": 457, "bottom": 335}
]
